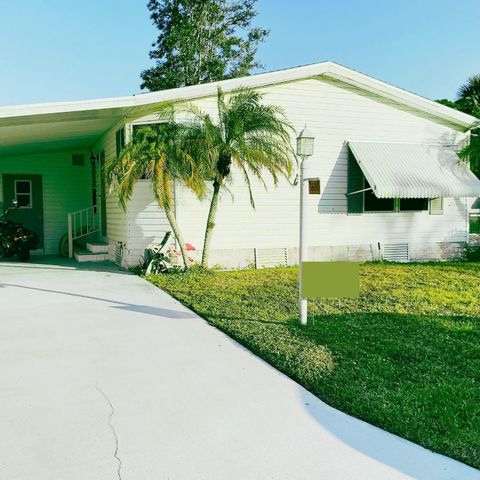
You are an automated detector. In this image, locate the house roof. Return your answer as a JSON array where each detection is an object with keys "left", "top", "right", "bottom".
[
  {"left": 0, "top": 61, "right": 477, "bottom": 155},
  {"left": 348, "top": 141, "right": 480, "bottom": 198}
]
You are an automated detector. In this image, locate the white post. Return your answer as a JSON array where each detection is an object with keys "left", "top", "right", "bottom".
[
  {"left": 68, "top": 212, "right": 73, "bottom": 259},
  {"left": 299, "top": 155, "right": 308, "bottom": 326}
]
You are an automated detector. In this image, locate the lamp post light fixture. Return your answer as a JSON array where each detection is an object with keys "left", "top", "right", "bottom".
[{"left": 296, "top": 126, "right": 315, "bottom": 326}]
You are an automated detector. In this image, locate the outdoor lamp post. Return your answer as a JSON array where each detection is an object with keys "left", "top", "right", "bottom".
[{"left": 296, "top": 126, "right": 315, "bottom": 326}]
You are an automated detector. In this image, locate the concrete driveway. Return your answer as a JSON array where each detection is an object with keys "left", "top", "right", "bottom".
[{"left": 0, "top": 258, "right": 478, "bottom": 480}]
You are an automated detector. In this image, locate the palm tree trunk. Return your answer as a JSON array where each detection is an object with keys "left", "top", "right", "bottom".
[
  {"left": 201, "top": 179, "right": 221, "bottom": 267},
  {"left": 164, "top": 205, "right": 190, "bottom": 269}
]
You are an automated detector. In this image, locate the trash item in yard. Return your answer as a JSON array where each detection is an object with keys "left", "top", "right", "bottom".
[
  {"left": 143, "top": 232, "right": 174, "bottom": 274},
  {"left": 142, "top": 233, "right": 197, "bottom": 273}
]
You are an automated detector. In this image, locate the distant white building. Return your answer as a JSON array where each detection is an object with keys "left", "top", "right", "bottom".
[{"left": 1, "top": 61, "right": 479, "bottom": 267}]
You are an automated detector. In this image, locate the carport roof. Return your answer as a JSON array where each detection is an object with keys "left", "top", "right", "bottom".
[{"left": 0, "top": 61, "right": 477, "bottom": 155}]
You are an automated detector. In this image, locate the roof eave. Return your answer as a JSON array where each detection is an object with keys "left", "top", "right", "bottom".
[
  {"left": 325, "top": 63, "right": 476, "bottom": 129},
  {"left": 0, "top": 61, "right": 476, "bottom": 129}
]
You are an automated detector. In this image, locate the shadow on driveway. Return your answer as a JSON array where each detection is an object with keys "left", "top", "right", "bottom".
[{"left": 0, "top": 282, "right": 197, "bottom": 320}]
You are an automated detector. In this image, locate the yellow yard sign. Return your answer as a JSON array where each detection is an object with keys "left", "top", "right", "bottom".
[{"left": 301, "top": 262, "right": 360, "bottom": 298}]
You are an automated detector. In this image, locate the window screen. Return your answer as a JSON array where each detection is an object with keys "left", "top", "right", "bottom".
[
  {"left": 116, "top": 127, "right": 125, "bottom": 158},
  {"left": 399, "top": 198, "right": 429, "bottom": 211},
  {"left": 347, "top": 152, "right": 365, "bottom": 214},
  {"left": 364, "top": 180, "right": 395, "bottom": 212}
]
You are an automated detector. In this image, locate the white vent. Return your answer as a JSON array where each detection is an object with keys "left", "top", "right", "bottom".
[
  {"left": 72, "top": 154, "right": 85, "bottom": 166},
  {"left": 115, "top": 242, "right": 124, "bottom": 266},
  {"left": 382, "top": 243, "right": 409, "bottom": 262},
  {"left": 254, "top": 247, "right": 288, "bottom": 269}
]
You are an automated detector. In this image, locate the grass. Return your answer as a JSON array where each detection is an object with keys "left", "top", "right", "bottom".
[{"left": 147, "top": 262, "right": 480, "bottom": 468}]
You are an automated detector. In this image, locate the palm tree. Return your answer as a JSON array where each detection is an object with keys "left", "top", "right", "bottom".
[
  {"left": 106, "top": 116, "right": 206, "bottom": 268},
  {"left": 178, "top": 87, "right": 295, "bottom": 267},
  {"left": 457, "top": 75, "right": 480, "bottom": 117},
  {"left": 459, "top": 124, "right": 480, "bottom": 175},
  {"left": 455, "top": 76, "right": 480, "bottom": 174}
]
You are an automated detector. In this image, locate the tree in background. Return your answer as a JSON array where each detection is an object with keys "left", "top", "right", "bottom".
[
  {"left": 437, "top": 75, "right": 480, "bottom": 173},
  {"left": 459, "top": 125, "right": 480, "bottom": 174},
  {"left": 456, "top": 76, "right": 480, "bottom": 173},
  {"left": 436, "top": 75, "right": 480, "bottom": 117},
  {"left": 457, "top": 75, "right": 480, "bottom": 117},
  {"left": 141, "top": 0, "right": 268, "bottom": 91},
  {"left": 436, "top": 98, "right": 461, "bottom": 111}
]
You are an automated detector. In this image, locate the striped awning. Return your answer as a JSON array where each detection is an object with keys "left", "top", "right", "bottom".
[{"left": 348, "top": 142, "right": 480, "bottom": 198}]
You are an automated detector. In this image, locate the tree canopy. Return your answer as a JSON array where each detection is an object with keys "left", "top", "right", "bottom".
[
  {"left": 141, "top": 0, "right": 268, "bottom": 91},
  {"left": 435, "top": 74, "right": 480, "bottom": 118},
  {"left": 435, "top": 75, "right": 480, "bottom": 172},
  {"left": 457, "top": 74, "right": 480, "bottom": 117}
]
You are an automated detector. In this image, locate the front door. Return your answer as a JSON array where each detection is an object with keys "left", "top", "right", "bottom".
[{"left": 2, "top": 174, "right": 44, "bottom": 249}]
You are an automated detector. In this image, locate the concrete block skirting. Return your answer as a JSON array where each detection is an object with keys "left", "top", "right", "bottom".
[
  {"left": 469, "top": 234, "right": 480, "bottom": 245},
  {"left": 116, "top": 242, "right": 466, "bottom": 269},
  {"left": 408, "top": 242, "right": 465, "bottom": 261}
]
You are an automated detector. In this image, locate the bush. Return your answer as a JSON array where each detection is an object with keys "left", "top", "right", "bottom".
[{"left": 464, "top": 244, "right": 480, "bottom": 261}]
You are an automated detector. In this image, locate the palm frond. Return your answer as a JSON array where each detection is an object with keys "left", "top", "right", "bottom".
[
  {"left": 106, "top": 122, "right": 209, "bottom": 211},
  {"left": 459, "top": 124, "right": 480, "bottom": 174},
  {"left": 457, "top": 75, "right": 480, "bottom": 118}
]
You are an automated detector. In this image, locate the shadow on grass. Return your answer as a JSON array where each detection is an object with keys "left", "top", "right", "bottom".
[{"left": 200, "top": 310, "right": 479, "bottom": 334}]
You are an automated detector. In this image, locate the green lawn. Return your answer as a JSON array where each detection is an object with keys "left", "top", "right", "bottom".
[{"left": 147, "top": 262, "right": 480, "bottom": 468}]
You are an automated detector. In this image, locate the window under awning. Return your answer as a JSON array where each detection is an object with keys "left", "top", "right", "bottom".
[{"left": 348, "top": 142, "right": 480, "bottom": 198}]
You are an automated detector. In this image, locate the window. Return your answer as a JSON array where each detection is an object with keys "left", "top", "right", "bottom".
[
  {"left": 362, "top": 181, "right": 430, "bottom": 213},
  {"left": 364, "top": 180, "right": 395, "bottom": 212},
  {"left": 15, "top": 180, "right": 32, "bottom": 208},
  {"left": 115, "top": 127, "right": 125, "bottom": 158},
  {"left": 348, "top": 154, "right": 441, "bottom": 215},
  {"left": 347, "top": 152, "right": 364, "bottom": 214},
  {"left": 399, "top": 198, "right": 429, "bottom": 211}
]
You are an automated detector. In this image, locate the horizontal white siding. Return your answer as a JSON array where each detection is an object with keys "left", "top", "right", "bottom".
[
  {"left": 0, "top": 151, "right": 91, "bottom": 254},
  {"left": 93, "top": 126, "right": 127, "bottom": 251},
  {"left": 126, "top": 77, "right": 470, "bottom": 264},
  {"left": 124, "top": 181, "right": 170, "bottom": 265}
]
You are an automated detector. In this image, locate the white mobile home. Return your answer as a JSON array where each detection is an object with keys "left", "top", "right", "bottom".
[{"left": 0, "top": 61, "right": 479, "bottom": 267}]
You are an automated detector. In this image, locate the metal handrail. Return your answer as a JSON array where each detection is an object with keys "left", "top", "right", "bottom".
[{"left": 67, "top": 206, "right": 100, "bottom": 258}]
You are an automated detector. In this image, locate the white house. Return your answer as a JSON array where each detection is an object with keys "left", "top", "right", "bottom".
[{"left": 0, "top": 61, "right": 479, "bottom": 267}]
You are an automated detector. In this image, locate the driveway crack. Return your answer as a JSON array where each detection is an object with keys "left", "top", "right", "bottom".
[{"left": 95, "top": 384, "right": 122, "bottom": 480}]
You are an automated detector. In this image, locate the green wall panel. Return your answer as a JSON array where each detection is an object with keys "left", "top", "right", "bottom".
[{"left": 0, "top": 151, "right": 92, "bottom": 254}]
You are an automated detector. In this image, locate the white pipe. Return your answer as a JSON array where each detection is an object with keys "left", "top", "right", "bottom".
[
  {"left": 68, "top": 213, "right": 73, "bottom": 258},
  {"left": 299, "top": 155, "right": 308, "bottom": 326}
]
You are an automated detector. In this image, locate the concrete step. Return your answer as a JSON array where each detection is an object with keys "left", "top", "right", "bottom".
[
  {"left": 85, "top": 242, "right": 109, "bottom": 254},
  {"left": 74, "top": 248, "right": 109, "bottom": 263}
]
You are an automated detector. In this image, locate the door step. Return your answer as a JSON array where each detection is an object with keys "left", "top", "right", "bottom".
[
  {"left": 74, "top": 242, "right": 109, "bottom": 262},
  {"left": 85, "top": 242, "right": 109, "bottom": 254}
]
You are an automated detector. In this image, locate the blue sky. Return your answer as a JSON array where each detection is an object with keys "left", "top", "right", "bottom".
[{"left": 0, "top": 0, "right": 478, "bottom": 106}]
